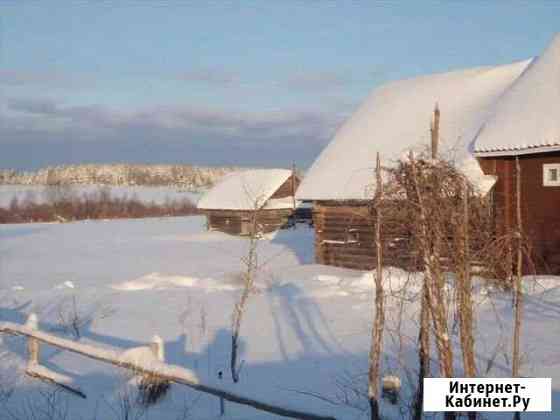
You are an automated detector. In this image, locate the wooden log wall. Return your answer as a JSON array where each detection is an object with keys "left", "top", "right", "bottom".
[
  {"left": 479, "top": 151, "right": 560, "bottom": 274},
  {"left": 312, "top": 200, "right": 494, "bottom": 272},
  {"left": 206, "top": 209, "right": 294, "bottom": 236},
  {"left": 312, "top": 202, "right": 417, "bottom": 271}
]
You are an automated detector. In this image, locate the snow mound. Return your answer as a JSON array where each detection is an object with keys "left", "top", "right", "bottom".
[
  {"left": 314, "top": 275, "right": 341, "bottom": 285},
  {"left": 311, "top": 270, "right": 416, "bottom": 297},
  {"left": 55, "top": 281, "right": 75, "bottom": 289},
  {"left": 112, "top": 272, "right": 239, "bottom": 292}
]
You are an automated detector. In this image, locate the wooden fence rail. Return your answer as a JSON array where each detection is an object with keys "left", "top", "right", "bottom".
[{"left": 0, "top": 314, "right": 336, "bottom": 420}]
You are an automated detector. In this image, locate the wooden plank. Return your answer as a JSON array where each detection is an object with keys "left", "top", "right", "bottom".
[{"left": 0, "top": 322, "right": 335, "bottom": 420}]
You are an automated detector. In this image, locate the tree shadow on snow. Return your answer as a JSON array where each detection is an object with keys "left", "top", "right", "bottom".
[
  {"left": 0, "top": 225, "right": 49, "bottom": 240},
  {"left": 266, "top": 282, "right": 343, "bottom": 358}
]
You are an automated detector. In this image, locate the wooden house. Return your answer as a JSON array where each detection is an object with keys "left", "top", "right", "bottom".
[
  {"left": 197, "top": 169, "right": 300, "bottom": 236},
  {"left": 473, "top": 34, "right": 560, "bottom": 273},
  {"left": 296, "top": 34, "right": 560, "bottom": 273}
]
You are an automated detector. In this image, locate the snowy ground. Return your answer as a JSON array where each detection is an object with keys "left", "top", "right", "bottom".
[
  {"left": 0, "top": 185, "right": 202, "bottom": 208},
  {"left": 0, "top": 216, "right": 558, "bottom": 419}
]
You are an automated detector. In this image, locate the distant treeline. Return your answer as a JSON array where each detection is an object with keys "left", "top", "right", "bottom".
[
  {"left": 0, "top": 163, "right": 239, "bottom": 188},
  {"left": 0, "top": 186, "right": 198, "bottom": 224}
]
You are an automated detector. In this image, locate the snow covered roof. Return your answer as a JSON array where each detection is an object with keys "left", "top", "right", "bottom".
[
  {"left": 197, "top": 169, "right": 295, "bottom": 210},
  {"left": 296, "top": 58, "right": 532, "bottom": 201},
  {"left": 473, "top": 34, "right": 560, "bottom": 156}
]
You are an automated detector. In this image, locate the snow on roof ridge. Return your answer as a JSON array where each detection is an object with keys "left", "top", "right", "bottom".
[
  {"left": 473, "top": 33, "right": 560, "bottom": 155},
  {"left": 197, "top": 168, "right": 294, "bottom": 210},
  {"left": 296, "top": 57, "right": 531, "bottom": 201}
]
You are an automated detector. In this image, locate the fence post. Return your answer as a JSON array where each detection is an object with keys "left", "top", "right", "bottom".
[
  {"left": 218, "top": 370, "right": 225, "bottom": 416},
  {"left": 150, "top": 335, "right": 165, "bottom": 362},
  {"left": 140, "top": 335, "right": 170, "bottom": 405},
  {"left": 26, "top": 313, "right": 39, "bottom": 367}
]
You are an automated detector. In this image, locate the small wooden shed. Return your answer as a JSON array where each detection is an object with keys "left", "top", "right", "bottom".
[
  {"left": 197, "top": 169, "right": 300, "bottom": 235},
  {"left": 296, "top": 33, "right": 560, "bottom": 273}
]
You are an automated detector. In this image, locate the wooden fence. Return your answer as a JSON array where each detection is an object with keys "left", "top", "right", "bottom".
[{"left": 0, "top": 313, "right": 335, "bottom": 420}]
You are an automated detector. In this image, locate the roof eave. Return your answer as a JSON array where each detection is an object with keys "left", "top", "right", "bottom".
[{"left": 474, "top": 144, "right": 560, "bottom": 158}]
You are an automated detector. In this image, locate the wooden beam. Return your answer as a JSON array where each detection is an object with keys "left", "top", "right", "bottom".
[{"left": 0, "top": 321, "right": 335, "bottom": 420}]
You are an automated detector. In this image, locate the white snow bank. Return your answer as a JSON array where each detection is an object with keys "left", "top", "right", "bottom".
[
  {"left": 55, "top": 281, "right": 75, "bottom": 289},
  {"left": 314, "top": 275, "right": 340, "bottom": 285},
  {"left": 112, "top": 272, "right": 239, "bottom": 292},
  {"left": 197, "top": 169, "right": 294, "bottom": 210},
  {"left": 311, "top": 267, "right": 421, "bottom": 297}
]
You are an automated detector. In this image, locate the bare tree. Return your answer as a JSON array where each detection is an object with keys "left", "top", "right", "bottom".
[{"left": 230, "top": 191, "right": 265, "bottom": 383}]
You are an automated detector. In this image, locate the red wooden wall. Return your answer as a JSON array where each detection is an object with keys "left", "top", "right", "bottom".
[{"left": 479, "top": 151, "right": 560, "bottom": 273}]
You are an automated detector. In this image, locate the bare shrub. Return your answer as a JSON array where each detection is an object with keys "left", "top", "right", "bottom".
[
  {"left": 104, "top": 382, "right": 147, "bottom": 420},
  {"left": 2, "top": 388, "right": 69, "bottom": 420},
  {"left": 56, "top": 295, "right": 84, "bottom": 340},
  {"left": 379, "top": 144, "right": 510, "bottom": 419},
  {"left": 137, "top": 374, "right": 170, "bottom": 407},
  {"left": 0, "top": 188, "right": 198, "bottom": 224},
  {"left": 54, "top": 296, "right": 115, "bottom": 340}
]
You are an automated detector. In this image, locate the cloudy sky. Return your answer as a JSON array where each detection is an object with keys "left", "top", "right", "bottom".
[{"left": 1, "top": 1, "right": 559, "bottom": 170}]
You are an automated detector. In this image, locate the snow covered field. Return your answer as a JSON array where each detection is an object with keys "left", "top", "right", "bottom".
[
  {"left": 0, "top": 216, "right": 558, "bottom": 418},
  {"left": 0, "top": 185, "right": 202, "bottom": 208}
]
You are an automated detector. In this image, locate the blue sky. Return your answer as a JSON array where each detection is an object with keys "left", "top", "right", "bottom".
[{"left": 1, "top": 1, "right": 559, "bottom": 169}]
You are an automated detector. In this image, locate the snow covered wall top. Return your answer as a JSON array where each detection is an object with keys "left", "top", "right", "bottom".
[
  {"left": 296, "top": 58, "right": 531, "bottom": 201},
  {"left": 197, "top": 169, "right": 294, "bottom": 210},
  {"left": 473, "top": 33, "right": 560, "bottom": 156}
]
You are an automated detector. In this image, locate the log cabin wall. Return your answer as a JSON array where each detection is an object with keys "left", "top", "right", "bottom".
[
  {"left": 312, "top": 202, "right": 375, "bottom": 270},
  {"left": 479, "top": 151, "right": 560, "bottom": 273},
  {"left": 205, "top": 208, "right": 294, "bottom": 236},
  {"left": 312, "top": 201, "right": 416, "bottom": 270}
]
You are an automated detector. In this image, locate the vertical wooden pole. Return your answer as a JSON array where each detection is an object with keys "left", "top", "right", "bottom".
[
  {"left": 375, "top": 153, "right": 383, "bottom": 287},
  {"left": 26, "top": 313, "right": 39, "bottom": 367},
  {"left": 412, "top": 147, "right": 431, "bottom": 420},
  {"left": 218, "top": 371, "right": 225, "bottom": 416},
  {"left": 461, "top": 181, "right": 477, "bottom": 420},
  {"left": 368, "top": 152, "right": 385, "bottom": 420},
  {"left": 150, "top": 335, "right": 165, "bottom": 362},
  {"left": 291, "top": 162, "right": 297, "bottom": 210},
  {"left": 512, "top": 157, "right": 523, "bottom": 420},
  {"left": 460, "top": 180, "right": 476, "bottom": 377},
  {"left": 430, "top": 103, "right": 440, "bottom": 160}
]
